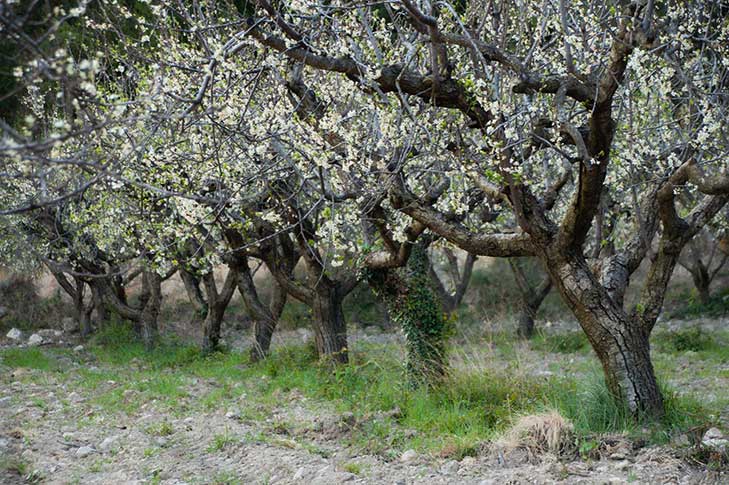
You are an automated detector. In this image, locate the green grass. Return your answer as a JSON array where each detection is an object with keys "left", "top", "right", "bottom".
[
  {"left": 1, "top": 322, "right": 721, "bottom": 460},
  {"left": 665, "top": 287, "right": 729, "bottom": 319},
  {"left": 530, "top": 331, "right": 590, "bottom": 354},
  {"left": 653, "top": 328, "right": 729, "bottom": 361},
  {"left": 208, "top": 430, "right": 237, "bottom": 452},
  {"left": 1, "top": 347, "right": 59, "bottom": 371}
]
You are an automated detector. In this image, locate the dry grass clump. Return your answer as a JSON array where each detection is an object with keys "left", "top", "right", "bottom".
[{"left": 496, "top": 411, "right": 575, "bottom": 459}]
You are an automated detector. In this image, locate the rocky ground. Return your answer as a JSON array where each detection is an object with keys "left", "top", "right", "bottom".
[{"left": 1, "top": 320, "right": 728, "bottom": 484}]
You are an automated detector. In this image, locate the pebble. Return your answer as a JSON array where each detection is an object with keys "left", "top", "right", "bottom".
[
  {"left": 73, "top": 345, "right": 84, "bottom": 352},
  {"left": 6, "top": 328, "right": 23, "bottom": 341},
  {"left": 460, "top": 456, "right": 477, "bottom": 466},
  {"left": 440, "top": 459, "right": 460, "bottom": 474},
  {"left": 400, "top": 449, "right": 418, "bottom": 463},
  {"left": 293, "top": 467, "right": 307, "bottom": 480},
  {"left": 99, "top": 435, "right": 120, "bottom": 452},
  {"left": 27, "top": 333, "right": 43, "bottom": 346},
  {"left": 702, "top": 427, "right": 728, "bottom": 451},
  {"left": 76, "top": 446, "right": 95, "bottom": 457}
]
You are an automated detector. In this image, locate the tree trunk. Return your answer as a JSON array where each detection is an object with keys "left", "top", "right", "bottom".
[
  {"left": 70, "top": 277, "right": 94, "bottom": 338},
  {"left": 139, "top": 271, "right": 161, "bottom": 350},
  {"left": 91, "top": 284, "right": 108, "bottom": 327},
  {"left": 366, "top": 242, "right": 448, "bottom": 385},
  {"left": 690, "top": 265, "right": 711, "bottom": 305},
  {"left": 311, "top": 285, "right": 348, "bottom": 364},
  {"left": 180, "top": 269, "right": 208, "bottom": 316},
  {"left": 238, "top": 262, "right": 288, "bottom": 362},
  {"left": 546, "top": 253, "right": 664, "bottom": 417},
  {"left": 79, "top": 294, "right": 94, "bottom": 338},
  {"left": 199, "top": 266, "right": 239, "bottom": 353},
  {"left": 594, "top": 314, "right": 664, "bottom": 418},
  {"left": 516, "top": 308, "right": 536, "bottom": 340},
  {"left": 202, "top": 305, "right": 224, "bottom": 353},
  {"left": 252, "top": 282, "right": 287, "bottom": 362}
]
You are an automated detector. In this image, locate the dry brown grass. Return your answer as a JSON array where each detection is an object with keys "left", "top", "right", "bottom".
[{"left": 496, "top": 411, "right": 575, "bottom": 459}]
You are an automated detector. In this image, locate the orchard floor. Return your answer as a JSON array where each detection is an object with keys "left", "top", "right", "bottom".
[{"left": 1, "top": 318, "right": 728, "bottom": 484}]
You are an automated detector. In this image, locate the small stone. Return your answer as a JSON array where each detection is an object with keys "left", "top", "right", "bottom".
[
  {"left": 67, "top": 392, "right": 83, "bottom": 403},
  {"left": 155, "top": 437, "right": 169, "bottom": 447},
  {"left": 76, "top": 446, "right": 95, "bottom": 457},
  {"left": 36, "top": 329, "right": 58, "bottom": 339},
  {"left": 225, "top": 411, "right": 240, "bottom": 420},
  {"left": 62, "top": 317, "right": 79, "bottom": 333},
  {"left": 62, "top": 432, "right": 75, "bottom": 441},
  {"left": 702, "top": 427, "right": 729, "bottom": 451},
  {"left": 609, "top": 452, "right": 626, "bottom": 461},
  {"left": 27, "top": 333, "right": 43, "bottom": 346},
  {"left": 460, "top": 456, "right": 476, "bottom": 466},
  {"left": 73, "top": 345, "right": 84, "bottom": 352},
  {"left": 400, "top": 449, "right": 418, "bottom": 463},
  {"left": 440, "top": 460, "right": 460, "bottom": 474},
  {"left": 293, "top": 467, "right": 307, "bottom": 481},
  {"left": 703, "top": 427, "right": 723, "bottom": 440},
  {"left": 99, "top": 435, "right": 120, "bottom": 452},
  {"left": 6, "top": 328, "right": 23, "bottom": 341}
]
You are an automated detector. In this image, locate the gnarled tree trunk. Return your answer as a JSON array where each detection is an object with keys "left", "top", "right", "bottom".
[
  {"left": 547, "top": 252, "right": 663, "bottom": 417},
  {"left": 138, "top": 271, "right": 162, "bottom": 350},
  {"left": 311, "top": 284, "right": 348, "bottom": 364},
  {"left": 91, "top": 267, "right": 164, "bottom": 350},
  {"left": 200, "top": 266, "right": 239, "bottom": 353},
  {"left": 239, "top": 261, "right": 288, "bottom": 362}
]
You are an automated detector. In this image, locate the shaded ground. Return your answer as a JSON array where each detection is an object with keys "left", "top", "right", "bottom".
[{"left": 1, "top": 320, "right": 728, "bottom": 484}]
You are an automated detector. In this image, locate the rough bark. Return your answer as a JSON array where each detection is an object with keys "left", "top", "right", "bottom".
[
  {"left": 47, "top": 267, "right": 95, "bottom": 337},
  {"left": 237, "top": 259, "right": 288, "bottom": 362},
  {"left": 690, "top": 263, "right": 711, "bottom": 305},
  {"left": 545, "top": 250, "right": 664, "bottom": 417},
  {"left": 138, "top": 271, "right": 162, "bottom": 350},
  {"left": 201, "top": 266, "right": 239, "bottom": 353},
  {"left": 180, "top": 269, "right": 208, "bottom": 316},
  {"left": 311, "top": 283, "right": 349, "bottom": 364},
  {"left": 91, "top": 283, "right": 108, "bottom": 327},
  {"left": 91, "top": 267, "right": 164, "bottom": 350}
]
